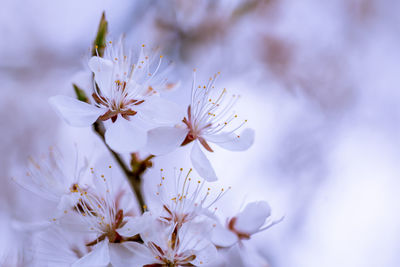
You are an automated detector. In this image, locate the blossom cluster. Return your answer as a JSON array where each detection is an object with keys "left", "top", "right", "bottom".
[{"left": 16, "top": 16, "right": 281, "bottom": 267}]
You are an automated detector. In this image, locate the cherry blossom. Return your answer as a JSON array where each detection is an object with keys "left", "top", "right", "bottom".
[
  {"left": 66, "top": 167, "right": 151, "bottom": 266},
  {"left": 147, "top": 72, "right": 254, "bottom": 181},
  {"left": 13, "top": 148, "right": 89, "bottom": 229},
  {"left": 49, "top": 39, "right": 183, "bottom": 153},
  {"left": 127, "top": 216, "right": 218, "bottom": 266},
  {"left": 212, "top": 201, "right": 283, "bottom": 247},
  {"left": 151, "top": 168, "right": 229, "bottom": 227}
]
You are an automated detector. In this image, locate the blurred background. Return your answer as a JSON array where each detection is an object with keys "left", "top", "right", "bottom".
[{"left": 1, "top": 0, "right": 400, "bottom": 266}]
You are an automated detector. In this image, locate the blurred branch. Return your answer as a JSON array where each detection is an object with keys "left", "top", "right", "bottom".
[
  {"left": 155, "top": 0, "right": 271, "bottom": 61},
  {"left": 231, "top": 0, "right": 269, "bottom": 22}
]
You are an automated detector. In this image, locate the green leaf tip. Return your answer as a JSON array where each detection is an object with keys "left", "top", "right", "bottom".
[
  {"left": 73, "top": 83, "right": 89, "bottom": 103},
  {"left": 92, "top": 11, "right": 108, "bottom": 58}
]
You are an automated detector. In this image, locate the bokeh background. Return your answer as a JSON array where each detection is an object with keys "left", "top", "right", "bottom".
[{"left": 1, "top": 0, "right": 400, "bottom": 266}]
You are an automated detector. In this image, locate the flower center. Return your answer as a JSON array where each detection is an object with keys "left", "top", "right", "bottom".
[
  {"left": 92, "top": 80, "right": 145, "bottom": 123},
  {"left": 161, "top": 205, "right": 190, "bottom": 227},
  {"left": 146, "top": 225, "right": 197, "bottom": 267},
  {"left": 181, "top": 106, "right": 214, "bottom": 152},
  {"left": 85, "top": 209, "right": 126, "bottom": 246}
]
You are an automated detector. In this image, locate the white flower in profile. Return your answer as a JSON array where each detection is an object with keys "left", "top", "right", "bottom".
[
  {"left": 68, "top": 168, "right": 151, "bottom": 267},
  {"left": 127, "top": 217, "right": 218, "bottom": 267},
  {"left": 152, "top": 168, "right": 229, "bottom": 227},
  {"left": 147, "top": 72, "right": 255, "bottom": 181},
  {"left": 13, "top": 148, "right": 88, "bottom": 228},
  {"left": 49, "top": 39, "right": 183, "bottom": 153},
  {"left": 212, "top": 201, "right": 283, "bottom": 247}
]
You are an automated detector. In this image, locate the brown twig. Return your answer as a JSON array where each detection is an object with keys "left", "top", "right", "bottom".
[{"left": 92, "top": 120, "right": 151, "bottom": 213}]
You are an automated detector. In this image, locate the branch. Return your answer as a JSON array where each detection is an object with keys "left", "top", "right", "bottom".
[{"left": 92, "top": 120, "right": 150, "bottom": 213}]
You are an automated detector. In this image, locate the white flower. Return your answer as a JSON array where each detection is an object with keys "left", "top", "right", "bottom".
[
  {"left": 127, "top": 216, "right": 218, "bottom": 266},
  {"left": 49, "top": 39, "right": 183, "bottom": 153},
  {"left": 13, "top": 148, "right": 88, "bottom": 228},
  {"left": 67, "top": 169, "right": 150, "bottom": 267},
  {"left": 212, "top": 201, "right": 282, "bottom": 247},
  {"left": 147, "top": 72, "right": 255, "bottom": 181},
  {"left": 152, "top": 168, "right": 229, "bottom": 227}
]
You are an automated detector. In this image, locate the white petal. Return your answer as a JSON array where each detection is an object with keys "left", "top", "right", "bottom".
[
  {"left": 56, "top": 194, "right": 75, "bottom": 212},
  {"left": 116, "top": 213, "right": 152, "bottom": 237},
  {"left": 139, "top": 217, "right": 170, "bottom": 251},
  {"left": 205, "top": 128, "right": 255, "bottom": 151},
  {"left": 175, "top": 221, "right": 218, "bottom": 265},
  {"left": 53, "top": 194, "right": 76, "bottom": 219},
  {"left": 11, "top": 220, "right": 52, "bottom": 232},
  {"left": 146, "top": 126, "right": 188, "bottom": 155},
  {"left": 105, "top": 117, "right": 147, "bottom": 153},
  {"left": 235, "top": 201, "right": 271, "bottom": 235},
  {"left": 191, "top": 142, "right": 217, "bottom": 182},
  {"left": 88, "top": 56, "right": 114, "bottom": 98},
  {"left": 72, "top": 239, "right": 110, "bottom": 267},
  {"left": 190, "top": 242, "right": 218, "bottom": 266},
  {"left": 108, "top": 243, "right": 138, "bottom": 266},
  {"left": 223, "top": 245, "right": 246, "bottom": 267},
  {"left": 137, "top": 96, "right": 184, "bottom": 125},
  {"left": 49, "top": 96, "right": 105, "bottom": 127},
  {"left": 211, "top": 223, "right": 238, "bottom": 247},
  {"left": 238, "top": 243, "right": 270, "bottom": 267},
  {"left": 178, "top": 221, "right": 213, "bottom": 249},
  {"left": 120, "top": 242, "right": 159, "bottom": 266}
]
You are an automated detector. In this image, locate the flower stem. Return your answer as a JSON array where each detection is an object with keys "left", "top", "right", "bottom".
[{"left": 92, "top": 120, "right": 150, "bottom": 213}]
